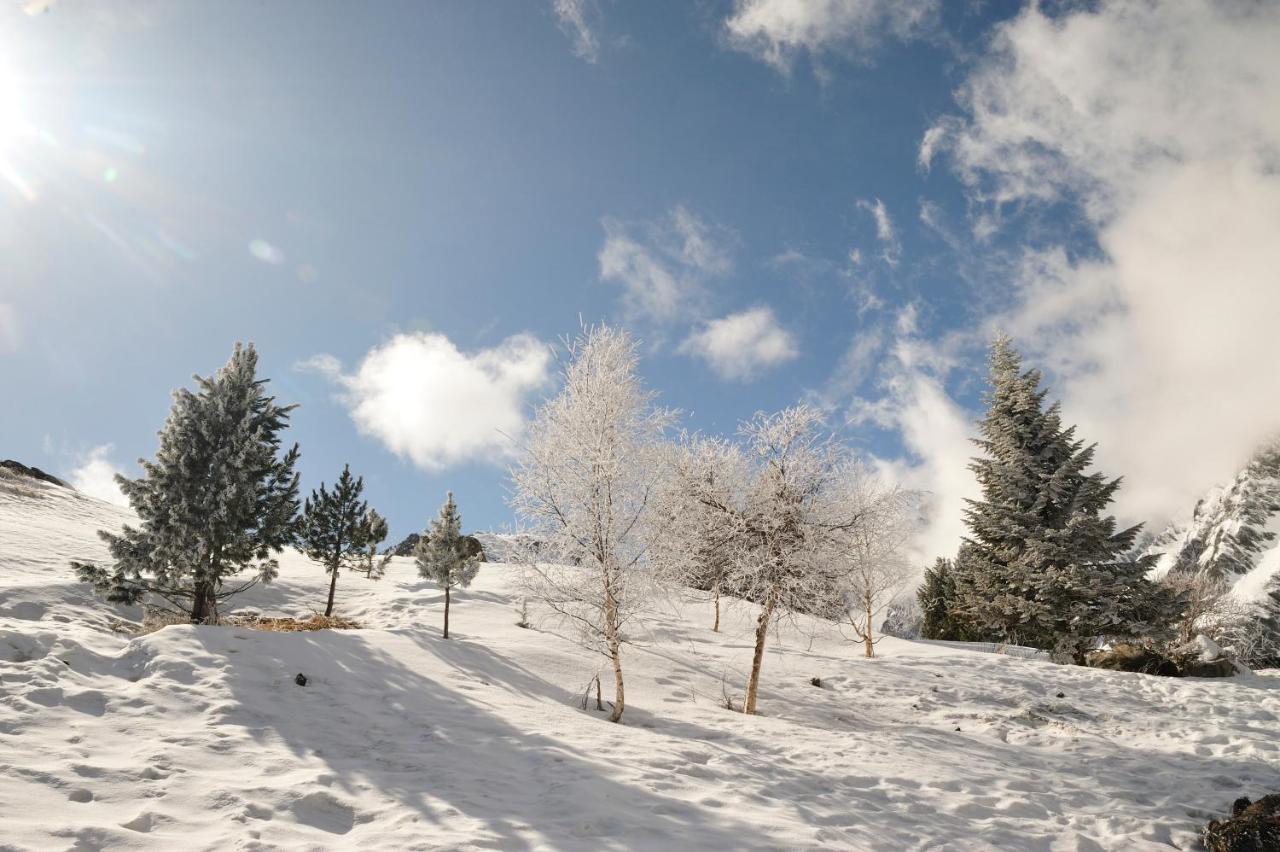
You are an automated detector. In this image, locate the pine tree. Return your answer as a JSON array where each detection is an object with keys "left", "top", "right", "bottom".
[
  {"left": 414, "top": 492, "right": 481, "bottom": 639},
  {"left": 299, "top": 465, "right": 389, "bottom": 616},
  {"left": 350, "top": 509, "right": 391, "bottom": 581},
  {"left": 959, "top": 337, "right": 1175, "bottom": 662},
  {"left": 73, "top": 343, "right": 300, "bottom": 623}
]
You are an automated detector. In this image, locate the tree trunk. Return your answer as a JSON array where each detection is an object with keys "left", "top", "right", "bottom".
[
  {"left": 190, "top": 580, "right": 216, "bottom": 624},
  {"left": 604, "top": 579, "right": 625, "bottom": 723},
  {"left": 863, "top": 600, "right": 875, "bottom": 658},
  {"left": 743, "top": 585, "right": 778, "bottom": 715},
  {"left": 443, "top": 584, "right": 451, "bottom": 639},
  {"left": 324, "top": 556, "right": 339, "bottom": 617},
  {"left": 712, "top": 581, "right": 721, "bottom": 633}
]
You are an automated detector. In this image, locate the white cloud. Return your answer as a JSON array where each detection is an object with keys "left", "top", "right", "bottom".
[
  {"left": 724, "top": 0, "right": 939, "bottom": 73},
  {"left": 856, "top": 197, "right": 900, "bottom": 265},
  {"left": 68, "top": 445, "right": 128, "bottom": 506},
  {"left": 932, "top": 0, "right": 1280, "bottom": 524},
  {"left": 303, "top": 332, "right": 552, "bottom": 470},
  {"left": 825, "top": 317, "right": 975, "bottom": 566},
  {"left": 598, "top": 205, "right": 732, "bottom": 325},
  {"left": 552, "top": 0, "right": 601, "bottom": 64},
  {"left": 679, "top": 306, "right": 798, "bottom": 381}
]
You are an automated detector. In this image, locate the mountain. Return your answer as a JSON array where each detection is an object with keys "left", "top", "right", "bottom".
[{"left": 1146, "top": 440, "right": 1280, "bottom": 604}]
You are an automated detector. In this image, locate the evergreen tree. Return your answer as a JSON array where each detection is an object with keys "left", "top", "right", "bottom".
[
  {"left": 918, "top": 557, "right": 957, "bottom": 640},
  {"left": 959, "top": 337, "right": 1175, "bottom": 662},
  {"left": 299, "top": 465, "right": 390, "bottom": 616},
  {"left": 414, "top": 492, "right": 481, "bottom": 639},
  {"left": 918, "top": 554, "right": 990, "bottom": 641},
  {"left": 73, "top": 343, "right": 300, "bottom": 623},
  {"left": 350, "top": 509, "right": 391, "bottom": 581}
]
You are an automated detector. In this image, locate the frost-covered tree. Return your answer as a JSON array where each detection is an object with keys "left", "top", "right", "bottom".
[
  {"left": 299, "top": 465, "right": 389, "bottom": 616},
  {"left": 73, "top": 343, "right": 300, "bottom": 623},
  {"left": 839, "top": 474, "right": 915, "bottom": 658},
  {"left": 959, "top": 337, "right": 1176, "bottom": 662},
  {"left": 665, "top": 407, "right": 882, "bottom": 714},
  {"left": 649, "top": 434, "right": 743, "bottom": 632},
  {"left": 350, "top": 509, "right": 391, "bottom": 581},
  {"left": 415, "top": 492, "right": 481, "bottom": 639},
  {"left": 511, "top": 324, "right": 674, "bottom": 723}
]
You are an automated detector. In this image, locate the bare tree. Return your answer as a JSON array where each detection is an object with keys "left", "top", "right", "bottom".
[
  {"left": 837, "top": 469, "right": 916, "bottom": 658},
  {"left": 510, "top": 324, "right": 674, "bottom": 723}
]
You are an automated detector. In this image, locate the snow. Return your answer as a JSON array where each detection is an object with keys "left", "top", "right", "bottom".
[{"left": 3, "top": 478, "right": 1280, "bottom": 850}]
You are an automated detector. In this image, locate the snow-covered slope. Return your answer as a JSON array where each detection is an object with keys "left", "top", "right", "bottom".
[{"left": 3, "top": 480, "right": 1280, "bottom": 850}]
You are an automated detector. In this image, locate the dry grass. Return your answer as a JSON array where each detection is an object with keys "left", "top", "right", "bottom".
[{"left": 227, "top": 614, "right": 361, "bottom": 632}]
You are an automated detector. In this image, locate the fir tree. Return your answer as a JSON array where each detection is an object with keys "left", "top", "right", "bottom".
[
  {"left": 299, "top": 465, "right": 390, "bottom": 616},
  {"left": 918, "top": 557, "right": 957, "bottom": 640},
  {"left": 414, "top": 492, "right": 481, "bottom": 639},
  {"left": 959, "top": 337, "right": 1175, "bottom": 662},
  {"left": 73, "top": 343, "right": 300, "bottom": 623}
]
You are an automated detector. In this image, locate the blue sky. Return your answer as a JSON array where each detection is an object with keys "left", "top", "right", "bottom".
[{"left": 3, "top": 1, "right": 1278, "bottom": 558}]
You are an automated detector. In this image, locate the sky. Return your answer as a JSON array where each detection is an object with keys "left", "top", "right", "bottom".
[{"left": 2, "top": 0, "right": 1278, "bottom": 560}]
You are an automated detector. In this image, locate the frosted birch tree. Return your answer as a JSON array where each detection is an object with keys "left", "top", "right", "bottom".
[
  {"left": 510, "top": 324, "right": 673, "bottom": 723},
  {"left": 666, "top": 407, "right": 878, "bottom": 714},
  {"left": 648, "top": 434, "right": 746, "bottom": 632},
  {"left": 837, "top": 469, "right": 916, "bottom": 658}
]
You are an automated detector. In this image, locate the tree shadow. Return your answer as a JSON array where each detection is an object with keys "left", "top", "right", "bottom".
[{"left": 193, "top": 626, "right": 767, "bottom": 850}]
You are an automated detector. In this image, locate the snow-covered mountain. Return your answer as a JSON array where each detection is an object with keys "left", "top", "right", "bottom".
[
  {"left": 3, "top": 477, "right": 1280, "bottom": 849},
  {"left": 1146, "top": 441, "right": 1280, "bottom": 606}
]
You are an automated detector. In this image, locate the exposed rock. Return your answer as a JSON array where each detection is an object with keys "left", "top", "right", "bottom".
[
  {"left": 1086, "top": 641, "right": 1239, "bottom": 678},
  {"left": 386, "top": 532, "right": 485, "bottom": 562},
  {"left": 1202, "top": 794, "right": 1280, "bottom": 852},
  {"left": 0, "top": 460, "right": 70, "bottom": 489}
]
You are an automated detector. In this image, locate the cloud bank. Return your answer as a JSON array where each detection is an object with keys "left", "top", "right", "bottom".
[
  {"left": 923, "top": 0, "right": 1280, "bottom": 525},
  {"left": 303, "top": 332, "right": 552, "bottom": 470}
]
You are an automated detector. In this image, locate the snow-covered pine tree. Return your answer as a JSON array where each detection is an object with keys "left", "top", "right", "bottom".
[
  {"left": 959, "top": 337, "right": 1176, "bottom": 661},
  {"left": 299, "top": 464, "right": 390, "bottom": 617},
  {"left": 72, "top": 343, "right": 300, "bottom": 624},
  {"left": 350, "top": 509, "right": 391, "bottom": 581},
  {"left": 511, "top": 324, "right": 674, "bottom": 723},
  {"left": 414, "top": 492, "right": 481, "bottom": 639}
]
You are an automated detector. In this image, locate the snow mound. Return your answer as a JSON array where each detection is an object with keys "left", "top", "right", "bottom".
[{"left": 2, "top": 486, "right": 1280, "bottom": 849}]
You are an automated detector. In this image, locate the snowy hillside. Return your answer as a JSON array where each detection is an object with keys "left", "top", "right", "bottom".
[
  {"left": 3, "top": 478, "right": 1280, "bottom": 850},
  {"left": 1147, "top": 441, "right": 1280, "bottom": 605}
]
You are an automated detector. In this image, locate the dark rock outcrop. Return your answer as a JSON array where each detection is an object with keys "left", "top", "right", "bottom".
[
  {"left": 1203, "top": 794, "right": 1280, "bottom": 852},
  {"left": 1085, "top": 642, "right": 1238, "bottom": 678},
  {"left": 0, "top": 460, "right": 71, "bottom": 489},
  {"left": 386, "top": 532, "right": 485, "bottom": 562}
]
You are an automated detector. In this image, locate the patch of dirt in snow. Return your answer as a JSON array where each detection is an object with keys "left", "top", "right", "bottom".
[{"left": 2, "top": 487, "right": 1280, "bottom": 850}]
